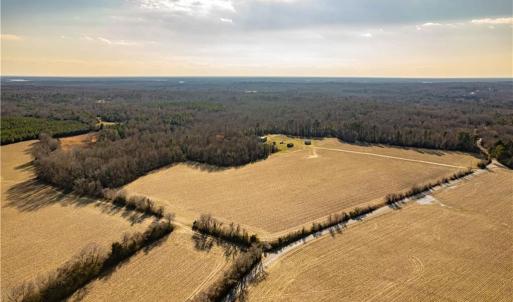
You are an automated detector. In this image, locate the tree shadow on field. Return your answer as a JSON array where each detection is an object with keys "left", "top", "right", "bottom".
[
  {"left": 234, "top": 262, "right": 267, "bottom": 302},
  {"left": 93, "top": 201, "right": 151, "bottom": 225},
  {"left": 5, "top": 178, "right": 95, "bottom": 211},
  {"left": 414, "top": 149, "right": 445, "bottom": 156},
  {"left": 328, "top": 223, "right": 345, "bottom": 238},
  {"left": 14, "top": 161, "right": 35, "bottom": 173},
  {"left": 5, "top": 177, "right": 148, "bottom": 225},
  {"left": 191, "top": 232, "right": 241, "bottom": 259},
  {"left": 185, "top": 161, "right": 231, "bottom": 173},
  {"left": 67, "top": 286, "right": 91, "bottom": 302},
  {"left": 388, "top": 201, "right": 404, "bottom": 210},
  {"left": 97, "top": 233, "right": 171, "bottom": 283},
  {"left": 336, "top": 138, "right": 446, "bottom": 156},
  {"left": 69, "top": 234, "right": 171, "bottom": 302}
]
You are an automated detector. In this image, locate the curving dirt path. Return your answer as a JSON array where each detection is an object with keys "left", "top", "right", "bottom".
[{"left": 476, "top": 138, "right": 490, "bottom": 157}]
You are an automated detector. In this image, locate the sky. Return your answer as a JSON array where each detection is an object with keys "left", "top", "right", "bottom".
[{"left": 1, "top": 0, "right": 512, "bottom": 77}]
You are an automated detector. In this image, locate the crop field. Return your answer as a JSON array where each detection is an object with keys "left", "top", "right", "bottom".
[
  {"left": 59, "top": 132, "right": 98, "bottom": 151},
  {"left": 315, "top": 138, "right": 480, "bottom": 168},
  {"left": 1, "top": 141, "right": 150, "bottom": 294},
  {"left": 124, "top": 137, "right": 479, "bottom": 238},
  {"left": 246, "top": 165, "right": 512, "bottom": 301},
  {"left": 69, "top": 228, "right": 231, "bottom": 302}
]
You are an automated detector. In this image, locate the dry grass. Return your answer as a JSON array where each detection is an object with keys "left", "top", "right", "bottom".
[
  {"left": 125, "top": 137, "right": 478, "bottom": 238},
  {"left": 315, "top": 138, "right": 480, "bottom": 168},
  {"left": 59, "top": 132, "right": 97, "bottom": 151},
  {"left": 1, "top": 141, "right": 149, "bottom": 295},
  {"left": 96, "top": 117, "right": 117, "bottom": 127},
  {"left": 265, "top": 134, "right": 310, "bottom": 152},
  {"left": 68, "top": 228, "right": 231, "bottom": 302},
  {"left": 247, "top": 166, "right": 513, "bottom": 302}
]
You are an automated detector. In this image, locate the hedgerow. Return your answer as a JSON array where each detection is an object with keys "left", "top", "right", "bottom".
[
  {"left": 192, "top": 214, "right": 259, "bottom": 248},
  {"left": 6, "top": 219, "right": 173, "bottom": 302},
  {"left": 193, "top": 245, "right": 262, "bottom": 302}
]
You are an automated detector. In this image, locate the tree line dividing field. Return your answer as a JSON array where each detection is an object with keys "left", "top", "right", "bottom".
[
  {"left": 3, "top": 135, "right": 484, "bottom": 302},
  {"left": 0, "top": 140, "right": 232, "bottom": 302},
  {"left": 245, "top": 165, "right": 512, "bottom": 302},
  {"left": 2, "top": 140, "right": 177, "bottom": 302},
  {"left": 0, "top": 140, "right": 152, "bottom": 296},
  {"left": 7, "top": 219, "right": 173, "bottom": 302},
  {"left": 123, "top": 138, "right": 479, "bottom": 238},
  {"left": 2, "top": 78, "right": 512, "bottom": 301},
  {"left": 186, "top": 164, "right": 484, "bottom": 301}
]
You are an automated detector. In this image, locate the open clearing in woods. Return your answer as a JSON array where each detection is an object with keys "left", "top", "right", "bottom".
[
  {"left": 247, "top": 165, "right": 513, "bottom": 302},
  {"left": 59, "top": 132, "right": 97, "bottom": 151},
  {"left": 69, "top": 228, "right": 231, "bottom": 302},
  {"left": 125, "top": 137, "right": 479, "bottom": 238},
  {"left": 1, "top": 141, "right": 150, "bottom": 295}
]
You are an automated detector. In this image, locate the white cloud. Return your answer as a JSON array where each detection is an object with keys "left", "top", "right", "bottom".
[
  {"left": 220, "top": 17, "right": 233, "bottom": 23},
  {"left": 416, "top": 21, "right": 469, "bottom": 31},
  {"left": 360, "top": 32, "right": 373, "bottom": 38},
  {"left": 137, "top": 0, "right": 236, "bottom": 16},
  {"left": 81, "top": 35, "right": 95, "bottom": 41},
  {"left": 81, "top": 35, "right": 138, "bottom": 46},
  {"left": 1, "top": 34, "right": 22, "bottom": 41},
  {"left": 416, "top": 22, "right": 443, "bottom": 30},
  {"left": 471, "top": 17, "right": 513, "bottom": 25},
  {"left": 97, "top": 37, "right": 137, "bottom": 46},
  {"left": 417, "top": 17, "right": 512, "bottom": 31},
  {"left": 422, "top": 22, "right": 442, "bottom": 27}
]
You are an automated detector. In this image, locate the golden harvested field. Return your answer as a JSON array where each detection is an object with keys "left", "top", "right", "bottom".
[
  {"left": 59, "top": 132, "right": 97, "bottom": 151},
  {"left": 1, "top": 141, "right": 149, "bottom": 294},
  {"left": 124, "top": 137, "right": 479, "bottom": 237},
  {"left": 247, "top": 166, "right": 513, "bottom": 301},
  {"left": 69, "top": 228, "right": 231, "bottom": 302}
]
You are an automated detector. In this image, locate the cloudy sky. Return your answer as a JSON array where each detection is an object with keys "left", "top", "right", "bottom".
[{"left": 1, "top": 0, "right": 512, "bottom": 77}]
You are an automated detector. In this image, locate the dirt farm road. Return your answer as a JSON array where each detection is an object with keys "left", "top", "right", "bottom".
[{"left": 312, "top": 146, "right": 468, "bottom": 169}]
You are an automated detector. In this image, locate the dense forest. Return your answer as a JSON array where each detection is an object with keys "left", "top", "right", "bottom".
[
  {"left": 1, "top": 116, "right": 91, "bottom": 144},
  {"left": 2, "top": 78, "right": 512, "bottom": 195}
]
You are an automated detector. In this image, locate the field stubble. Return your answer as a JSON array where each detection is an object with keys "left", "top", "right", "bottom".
[
  {"left": 247, "top": 165, "right": 513, "bottom": 301},
  {"left": 1, "top": 141, "right": 150, "bottom": 294},
  {"left": 125, "top": 137, "right": 479, "bottom": 238},
  {"left": 68, "top": 228, "right": 231, "bottom": 302}
]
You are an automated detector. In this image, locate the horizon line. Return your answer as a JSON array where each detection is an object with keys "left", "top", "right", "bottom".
[{"left": 2, "top": 75, "right": 512, "bottom": 79}]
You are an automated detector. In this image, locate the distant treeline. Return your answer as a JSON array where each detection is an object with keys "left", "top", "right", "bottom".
[
  {"left": 6, "top": 219, "right": 173, "bottom": 302},
  {"left": 255, "top": 123, "right": 478, "bottom": 153},
  {"left": 3, "top": 79, "right": 512, "bottom": 176},
  {"left": 1, "top": 116, "right": 92, "bottom": 145}
]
